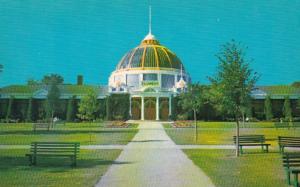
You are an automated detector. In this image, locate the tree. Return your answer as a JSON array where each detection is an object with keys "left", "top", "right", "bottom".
[
  {"left": 283, "top": 96, "right": 292, "bottom": 122},
  {"left": 6, "top": 96, "right": 14, "bottom": 122},
  {"left": 297, "top": 97, "right": 300, "bottom": 116},
  {"left": 27, "top": 79, "right": 40, "bottom": 86},
  {"left": 45, "top": 83, "right": 61, "bottom": 121},
  {"left": 292, "top": 81, "right": 300, "bottom": 87},
  {"left": 42, "top": 74, "right": 64, "bottom": 85},
  {"left": 26, "top": 98, "right": 33, "bottom": 122},
  {"left": 77, "top": 75, "right": 83, "bottom": 85},
  {"left": 240, "top": 98, "right": 252, "bottom": 126},
  {"left": 78, "top": 90, "right": 98, "bottom": 120},
  {"left": 77, "top": 89, "right": 98, "bottom": 142},
  {"left": 209, "top": 40, "right": 259, "bottom": 157},
  {"left": 66, "top": 96, "right": 76, "bottom": 122},
  {"left": 179, "top": 83, "right": 208, "bottom": 141},
  {"left": 264, "top": 95, "right": 273, "bottom": 121},
  {"left": 0, "top": 64, "right": 3, "bottom": 73}
]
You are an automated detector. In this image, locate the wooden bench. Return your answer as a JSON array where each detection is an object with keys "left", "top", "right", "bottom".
[
  {"left": 282, "top": 153, "right": 300, "bottom": 187},
  {"left": 292, "top": 122, "right": 300, "bottom": 129},
  {"left": 25, "top": 142, "right": 80, "bottom": 166},
  {"left": 233, "top": 135, "right": 270, "bottom": 154},
  {"left": 33, "top": 123, "right": 51, "bottom": 132},
  {"left": 274, "top": 122, "right": 290, "bottom": 129},
  {"left": 279, "top": 136, "right": 300, "bottom": 153}
]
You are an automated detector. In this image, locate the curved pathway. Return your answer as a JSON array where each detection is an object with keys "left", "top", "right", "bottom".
[{"left": 95, "top": 122, "right": 215, "bottom": 187}]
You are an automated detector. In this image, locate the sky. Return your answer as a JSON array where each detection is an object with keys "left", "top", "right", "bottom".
[{"left": 0, "top": 0, "right": 299, "bottom": 86}]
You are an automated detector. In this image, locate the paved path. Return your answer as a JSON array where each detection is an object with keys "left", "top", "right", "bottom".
[{"left": 95, "top": 122, "right": 215, "bottom": 187}]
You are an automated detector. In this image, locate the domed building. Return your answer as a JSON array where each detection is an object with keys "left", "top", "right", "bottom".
[{"left": 108, "top": 31, "right": 191, "bottom": 120}]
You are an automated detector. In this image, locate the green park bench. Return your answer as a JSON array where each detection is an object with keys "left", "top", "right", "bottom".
[
  {"left": 25, "top": 142, "right": 80, "bottom": 166},
  {"left": 279, "top": 136, "right": 300, "bottom": 153},
  {"left": 282, "top": 153, "right": 300, "bottom": 187},
  {"left": 233, "top": 135, "right": 270, "bottom": 154},
  {"left": 33, "top": 123, "right": 51, "bottom": 132},
  {"left": 292, "top": 122, "right": 300, "bottom": 129},
  {"left": 274, "top": 122, "right": 290, "bottom": 129}
]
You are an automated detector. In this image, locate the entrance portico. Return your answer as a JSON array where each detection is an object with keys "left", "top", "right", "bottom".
[{"left": 130, "top": 92, "right": 172, "bottom": 121}]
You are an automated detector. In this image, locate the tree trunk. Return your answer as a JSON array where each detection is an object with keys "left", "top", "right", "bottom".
[
  {"left": 51, "top": 111, "right": 54, "bottom": 128},
  {"left": 89, "top": 121, "right": 92, "bottom": 143},
  {"left": 194, "top": 109, "right": 198, "bottom": 142},
  {"left": 235, "top": 115, "right": 240, "bottom": 157},
  {"left": 242, "top": 111, "right": 245, "bottom": 128}
]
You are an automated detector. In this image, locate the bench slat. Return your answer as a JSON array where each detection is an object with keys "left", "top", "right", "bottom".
[{"left": 26, "top": 141, "right": 80, "bottom": 166}]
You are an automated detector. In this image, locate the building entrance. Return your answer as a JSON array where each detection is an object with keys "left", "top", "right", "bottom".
[{"left": 144, "top": 97, "right": 156, "bottom": 120}]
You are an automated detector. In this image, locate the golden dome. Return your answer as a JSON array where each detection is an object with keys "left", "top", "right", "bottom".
[{"left": 116, "top": 34, "right": 185, "bottom": 71}]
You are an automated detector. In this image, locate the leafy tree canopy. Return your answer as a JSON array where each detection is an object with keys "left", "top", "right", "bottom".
[
  {"left": 77, "top": 89, "right": 98, "bottom": 121},
  {"left": 283, "top": 96, "right": 292, "bottom": 121},
  {"left": 209, "top": 40, "right": 259, "bottom": 118},
  {"left": 45, "top": 83, "right": 61, "bottom": 119},
  {"left": 27, "top": 78, "right": 41, "bottom": 86},
  {"left": 179, "top": 83, "right": 209, "bottom": 113},
  {"left": 264, "top": 95, "right": 273, "bottom": 120},
  {"left": 42, "top": 74, "right": 64, "bottom": 85},
  {"left": 292, "top": 81, "right": 300, "bottom": 87}
]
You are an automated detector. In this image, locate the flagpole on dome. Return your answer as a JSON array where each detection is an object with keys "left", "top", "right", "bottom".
[{"left": 149, "top": 5, "right": 152, "bottom": 35}]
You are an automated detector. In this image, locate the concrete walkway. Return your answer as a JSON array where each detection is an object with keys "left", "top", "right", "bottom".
[{"left": 95, "top": 122, "right": 215, "bottom": 187}]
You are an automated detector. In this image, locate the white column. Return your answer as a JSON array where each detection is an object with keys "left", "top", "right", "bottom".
[
  {"left": 141, "top": 96, "right": 144, "bottom": 120},
  {"left": 169, "top": 96, "right": 172, "bottom": 116},
  {"left": 158, "top": 73, "right": 162, "bottom": 88},
  {"left": 156, "top": 97, "right": 159, "bottom": 121}
]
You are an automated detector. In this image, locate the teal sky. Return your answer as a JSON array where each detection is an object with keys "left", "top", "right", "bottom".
[{"left": 0, "top": 0, "right": 299, "bottom": 86}]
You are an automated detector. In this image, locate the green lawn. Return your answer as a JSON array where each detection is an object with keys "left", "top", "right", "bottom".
[
  {"left": 0, "top": 123, "right": 138, "bottom": 145},
  {"left": 184, "top": 149, "right": 287, "bottom": 187},
  {"left": 0, "top": 122, "right": 137, "bottom": 186},
  {"left": 164, "top": 122, "right": 300, "bottom": 146},
  {"left": 0, "top": 149, "right": 122, "bottom": 187}
]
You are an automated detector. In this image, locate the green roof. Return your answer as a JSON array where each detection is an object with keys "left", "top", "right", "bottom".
[
  {"left": 258, "top": 85, "right": 300, "bottom": 96},
  {"left": 0, "top": 85, "right": 40, "bottom": 94},
  {"left": 62, "top": 85, "right": 99, "bottom": 94},
  {"left": 0, "top": 84, "right": 108, "bottom": 99}
]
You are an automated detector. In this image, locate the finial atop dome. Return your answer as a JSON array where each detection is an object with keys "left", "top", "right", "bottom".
[
  {"left": 149, "top": 5, "right": 152, "bottom": 35},
  {"left": 141, "top": 5, "right": 159, "bottom": 45},
  {"left": 176, "top": 64, "right": 187, "bottom": 89}
]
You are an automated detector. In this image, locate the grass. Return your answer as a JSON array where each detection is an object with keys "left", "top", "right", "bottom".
[
  {"left": 164, "top": 122, "right": 300, "bottom": 146},
  {"left": 0, "top": 122, "right": 137, "bottom": 186},
  {"left": 0, "top": 149, "right": 122, "bottom": 187},
  {"left": 184, "top": 149, "right": 287, "bottom": 187},
  {"left": 0, "top": 123, "right": 138, "bottom": 145}
]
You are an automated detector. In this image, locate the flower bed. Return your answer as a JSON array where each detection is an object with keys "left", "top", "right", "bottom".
[
  {"left": 104, "top": 121, "right": 128, "bottom": 128},
  {"left": 173, "top": 120, "right": 194, "bottom": 128}
]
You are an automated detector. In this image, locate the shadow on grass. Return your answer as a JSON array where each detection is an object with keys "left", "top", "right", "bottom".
[
  {"left": 130, "top": 140, "right": 167, "bottom": 143},
  {"left": 0, "top": 129, "right": 137, "bottom": 136},
  {"left": 239, "top": 151, "right": 280, "bottom": 155},
  {"left": 0, "top": 155, "right": 132, "bottom": 171},
  {"left": 265, "top": 138, "right": 278, "bottom": 141}
]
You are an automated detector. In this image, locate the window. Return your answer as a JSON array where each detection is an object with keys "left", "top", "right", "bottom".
[
  {"left": 143, "top": 74, "right": 157, "bottom": 81},
  {"left": 126, "top": 74, "right": 139, "bottom": 87},
  {"left": 162, "top": 74, "right": 175, "bottom": 88}
]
